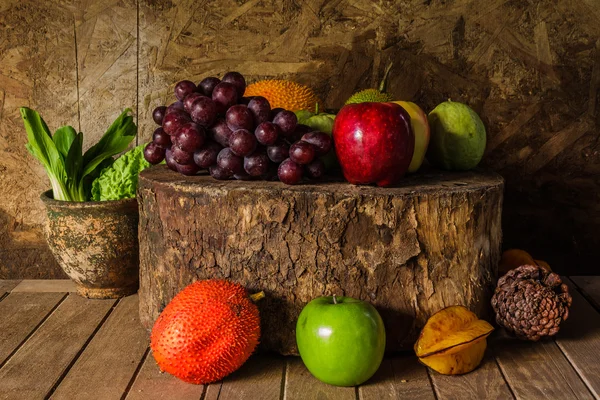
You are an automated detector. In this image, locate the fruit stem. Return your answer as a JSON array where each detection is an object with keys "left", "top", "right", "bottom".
[
  {"left": 250, "top": 291, "right": 265, "bottom": 302},
  {"left": 315, "top": 102, "right": 319, "bottom": 114},
  {"left": 333, "top": 294, "right": 338, "bottom": 304},
  {"left": 378, "top": 62, "right": 393, "bottom": 93}
]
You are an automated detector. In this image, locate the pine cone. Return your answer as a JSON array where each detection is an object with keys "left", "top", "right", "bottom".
[{"left": 491, "top": 265, "right": 572, "bottom": 341}]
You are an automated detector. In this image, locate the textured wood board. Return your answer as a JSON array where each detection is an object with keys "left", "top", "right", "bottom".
[
  {"left": 359, "top": 355, "right": 435, "bottom": 400},
  {"left": 11, "top": 279, "right": 77, "bottom": 293},
  {"left": 0, "top": 295, "right": 115, "bottom": 399},
  {"left": 0, "top": 0, "right": 77, "bottom": 279},
  {"left": 74, "top": 0, "right": 139, "bottom": 147},
  {"left": 0, "top": 292, "right": 65, "bottom": 366},
  {"left": 494, "top": 331, "right": 593, "bottom": 399},
  {"left": 429, "top": 350, "right": 513, "bottom": 400},
  {"left": 284, "top": 357, "right": 355, "bottom": 400},
  {"left": 126, "top": 350, "right": 206, "bottom": 400},
  {"left": 554, "top": 278, "right": 600, "bottom": 398},
  {"left": 2, "top": 0, "right": 600, "bottom": 277},
  {"left": 51, "top": 295, "right": 148, "bottom": 400}
]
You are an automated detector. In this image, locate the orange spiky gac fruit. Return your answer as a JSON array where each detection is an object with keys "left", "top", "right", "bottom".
[
  {"left": 150, "top": 280, "right": 262, "bottom": 384},
  {"left": 244, "top": 80, "right": 321, "bottom": 112}
]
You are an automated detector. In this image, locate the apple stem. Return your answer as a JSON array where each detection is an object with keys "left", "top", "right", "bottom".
[
  {"left": 333, "top": 294, "right": 338, "bottom": 304},
  {"left": 315, "top": 102, "right": 319, "bottom": 114},
  {"left": 250, "top": 291, "right": 265, "bottom": 302}
]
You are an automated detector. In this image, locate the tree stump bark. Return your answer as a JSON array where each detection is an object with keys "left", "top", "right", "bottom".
[{"left": 138, "top": 166, "right": 504, "bottom": 355}]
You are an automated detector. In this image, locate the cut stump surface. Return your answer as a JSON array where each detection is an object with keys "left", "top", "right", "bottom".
[{"left": 137, "top": 166, "right": 504, "bottom": 355}]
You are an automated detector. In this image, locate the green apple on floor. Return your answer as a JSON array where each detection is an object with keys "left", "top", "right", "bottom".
[{"left": 295, "top": 295, "right": 386, "bottom": 387}]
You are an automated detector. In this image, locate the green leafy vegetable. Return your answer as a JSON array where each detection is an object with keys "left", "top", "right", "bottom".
[
  {"left": 91, "top": 145, "right": 151, "bottom": 201},
  {"left": 21, "top": 107, "right": 137, "bottom": 202}
]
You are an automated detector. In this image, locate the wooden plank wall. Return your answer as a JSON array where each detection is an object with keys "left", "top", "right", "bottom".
[{"left": 1, "top": 0, "right": 598, "bottom": 278}]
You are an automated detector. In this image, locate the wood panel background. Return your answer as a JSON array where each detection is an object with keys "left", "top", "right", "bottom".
[{"left": 0, "top": 0, "right": 598, "bottom": 278}]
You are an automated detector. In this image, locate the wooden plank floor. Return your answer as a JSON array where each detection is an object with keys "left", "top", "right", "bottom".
[{"left": 0, "top": 278, "right": 599, "bottom": 399}]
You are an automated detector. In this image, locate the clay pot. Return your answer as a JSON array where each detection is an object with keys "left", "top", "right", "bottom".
[{"left": 40, "top": 190, "right": 139, "bottom": 299}]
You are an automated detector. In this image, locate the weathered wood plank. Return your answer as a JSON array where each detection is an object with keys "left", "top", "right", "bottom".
[
  {"left": 126, "top": 350, "right": 205, "bottom": 400},
  {"left": 11, "top": 280, "right": 76, "bottom": 293},
  {"left": 218, "top": 354, "right": 284, "bottom": 400},
  {"left": 284, "top": 357, "right": 355, "bottom": 400},
  {"left": 0, "top": 295, "right": 115, "bottom": 400},
  {"left": 204, "top": 382, "right": 222, "bottom": 400},
  {"left": 493, "top": 331, "right": 593, "bottom": 399},
  {"left": 0, "top": 292, "right": 65, "bottom": 366},
  {"left": 553, "top": 278, "right": 600, "bottom": 398},
  {"left": 429, "top": 351, "right": 513, "bottom": 400},
  {"left": 0, "top": 280, "right": 21, "bottom": 295},
  {"left": 359, "top": 355, "right": 435, "bottom": 400},
  {"left": 571, "top": 276, "right": 600, "bottom": 309},
  {"left": 75, "top": 0, "right": 138, "bottom": 147},
  {"left": 51, "top": 295, "right": 148, "bottom": 399},
  {"left": 0, "top": 0, "right": 75, "bottom": 279}
]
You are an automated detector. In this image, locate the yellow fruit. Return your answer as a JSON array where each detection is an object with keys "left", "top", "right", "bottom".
[
  {"left": 498, "top": 249, "right": 536, "bottom": 276},
  {"left": 244, "top": 80, "right": 320, "bottom": 112},
  {"left": 414, "top": 305, "right": 494, "bottom": 375}
]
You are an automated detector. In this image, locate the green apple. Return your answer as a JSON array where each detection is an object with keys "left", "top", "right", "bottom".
[
  {"left": 296, "top": 295, "right": 386, "bottom": 387},
  {"left": 294, "top": 108, "right": 338, "bottom": 171},
  {"left": 393, "top": 101, "right": 430, "bottom": 173}
]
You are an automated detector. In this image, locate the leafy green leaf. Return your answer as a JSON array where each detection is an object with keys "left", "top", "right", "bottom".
[
  {"left": 20, "top": 107, "right": 70, "bottom": 201},
  {"left": 64, "top": 132, "right": 83, "bottom": 200},
  {"left": 82, "top": 109, "right": 137, "bottom": 179},
  {"left": 53, "top": 126, "right": 77, "bottom": 158}
]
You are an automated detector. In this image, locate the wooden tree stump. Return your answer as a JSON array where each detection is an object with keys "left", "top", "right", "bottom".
[{"left": 137, "top": 166, "right": 504, "bottom": 355}]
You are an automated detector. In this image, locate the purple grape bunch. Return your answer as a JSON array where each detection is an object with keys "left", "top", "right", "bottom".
[{"left": 144, "top": 72, "right": 332, "bottom": 184}]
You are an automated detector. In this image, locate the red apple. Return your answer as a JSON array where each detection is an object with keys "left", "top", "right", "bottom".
[{"left": 333, "top": 102, "right": 414, "bottom": 187}]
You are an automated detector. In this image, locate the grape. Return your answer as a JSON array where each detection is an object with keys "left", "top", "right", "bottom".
[
  {"left": 183, "top": 92, "right": 204, "bottom": 114},
  {"left": 301, "top": 131, "right": 332, "bottom": 156},
  {"left": 267, "top": 141, "right": 289, "bottom": 163},
  {"left": 152, "top": 106, "right": 167, "bottom": 125},
  {"left": 189, "top": 96, "right": 217, "bottom": 127},
  {"left": 272, "top": 110, "right": 297, "bottom": 137},
  {"left": 194, "top": 141, "right": 222, "bottom": 168},
  {"left": 248, "top": 96, "right": 271, "bottom": 125},
  {"left": 177, "top": 162, "right": 200, "bottom": 176},
  {"left": 239, "top": 97, "right": 253, "bottom": 105},
  {"left": 278, "top": 158, "right": 303, "bottom": 185},
  {"left": 222, "top": 71, "right": 246, "bottom": 97},
  {"left": 226, "top": 105, "right": 255, "bottom": 131},
  {"left": 305, "top": 159, "right": 325, "bottom": 179},
  {"left": 144, "top": 142, "right": 166, "bottom": 164},
  {"left": 175, "top": 122, "right": 205, "bottom": 152},
  {"left": 210, "top": 119, "right": 233, "bottom": 147},
  {"left": 212, "top": 82, "right": 239, "bottom": 113},
  {"left": 209, "top": 165, "right": 232, "bottom": 180},
  {"left": 270, "top": 107, "right": 285, "bottom": 120},
  {"left": 198, "top": 77, "right": 220, "bottom": 97},
  {"left": 171, "top": 146, "right": 194, "bottom": 165},
  {"left": 165, "top": 148, "right": 178, "bottom": 171},
  {"left": 163, "top": 110, "right": 191, "bottom": 135},
  {"left": 229, "top": 129, "right": 257, "bottom": 157},
  {"left": 174, "top": 80, "right": 197, "bottom": 101},
  {"left": 166, "top": 101, "right": 185, "bottom": 115},
  {"left": 234, "top": 171, "right": 255, "bottom": 181},
  {"left": 217, "top": 148, "right": 244, "bottom": 174},
  {"left": 294, "top": 124, "right": 312, "bottom": 136},
  {"left": 255, "top": 121, "right": 280, "bottom": 146},
  {"left": 152, "top": 127, "right": 172, "bottom": 148},
  {"left": 244, "top": 151, "right": 270, "bottom": 176},
  {"left": 289, "top": 141, "right": 316, "bottom": 164}
]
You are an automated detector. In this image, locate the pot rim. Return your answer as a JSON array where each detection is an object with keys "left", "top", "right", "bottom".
[{"left": 40, "top": 189, "right": 138, "bottom": 209}]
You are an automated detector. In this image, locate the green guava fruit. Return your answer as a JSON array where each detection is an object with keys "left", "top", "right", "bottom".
[{"left": 426, "top": 101, "right": 486, "bottom": 171}]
